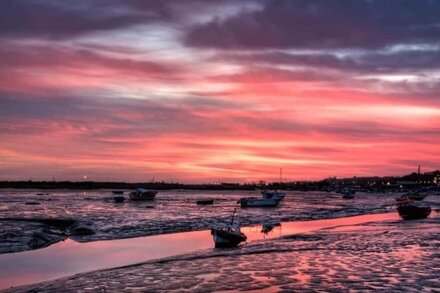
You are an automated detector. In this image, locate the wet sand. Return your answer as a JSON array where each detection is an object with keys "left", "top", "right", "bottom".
[
  {"left": 1, "top": 190, "right": 439, "bottom": 292},
  {"left": 7, "top": 216, "right": 439, "bottom": 292},
  {"left": 0, "top": 189, "right": 408, "bottom": 254},
  {"left": 0, "top": 212, "right": 400, "bottom": 289}
]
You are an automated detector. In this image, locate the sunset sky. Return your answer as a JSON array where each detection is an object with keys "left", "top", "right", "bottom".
[{"left": 1, "top": 0, "right": 439, "bottom": 183}]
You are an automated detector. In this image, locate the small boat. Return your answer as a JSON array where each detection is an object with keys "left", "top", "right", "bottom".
[
  {"left": 395, "top": 197, "right": 408, "bottom": 203},
  {"left": 196, "top": 198, "right": 214, "bottom": 205},
  {"left": 114, "top": 196, "right": 125, "bottom": 203},
  {"left": 401, "top": 192, "right": 427, "bottom": 201},
  {"left": 238, "top": 197, "right": 281, "bottom": 208},
  {"left": 129, "top": 188, "right": 158, "bottom": 201},
  {"left": 211, "top": 209, "right": 247, "bottom": 248},
  {"left": 397, "top": 199, "right": 431, "bottom": 220},
  {"left": 261, "top": 220, "right": 281, "bottom": 234},
  {"left": 342, "top": 193, "right": 355, "bottom": 199},
  {"left": 112, "top": 190, "right": 124, "bottom": 195},
  {"left": 261, "top": 190, "right": 285, "bottom": 200},
  {"left": 341, "top": 189, "right": 356, "bottom": 199}
]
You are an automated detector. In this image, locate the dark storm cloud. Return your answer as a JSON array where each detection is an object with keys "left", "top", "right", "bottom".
[
  {"left": 186, "top": 0, "right": 440, "bottom": 50},
  {"left": 0, "top": 0, "right": 148, "bottom": 39},
  {"left": 0, "top": 0, "right": 257, "bottom": 39}
]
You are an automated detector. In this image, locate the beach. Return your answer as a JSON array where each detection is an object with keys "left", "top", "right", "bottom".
[{"left": 0, "top": 190, "right": 439, "bottom": 291}]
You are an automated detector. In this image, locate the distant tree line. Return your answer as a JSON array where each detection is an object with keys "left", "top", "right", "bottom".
[{"left": 0, "top": 170, "right": 438, "bottom": 191}]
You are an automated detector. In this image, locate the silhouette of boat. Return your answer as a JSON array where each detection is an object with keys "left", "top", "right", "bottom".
[
  {"left": 261, "top": 220, "right": 281, "bottom": 234},
  {"left": 396, "top": 199, "right": 431, "bottom": 220},
  {"left": 261, "top": 190, "right": 285, "bottom": 200},
  {"left": 114, "top": 196, "right": 125, "bottom": 203},
  {"left": 401, "top": 191, "right": 427, "bottom": 201},
  {"left": 129, "top": 188, "right": 158, "bottom": 201},
  {"left": 211, "top": 209, "right": 246, "bottom": 248},
  {"left": 196, "top": 198, "right": 214, "bottom": 205},
  {"left": 341, "top": 189, "right": 356, "bottom": 199},
  {"left": 238, "top": 197, "right": 281, "bottom": 208},
  {"left": 112, "top": 190, "right": 124, "bottom": 195}
]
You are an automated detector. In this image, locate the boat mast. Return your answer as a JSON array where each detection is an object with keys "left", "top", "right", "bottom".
[
  {"left": 230, "top": 208, "right": 237, "bottom": 225},
  {"left": 280, "top": 168, "right": 283, "bottom": 183}
]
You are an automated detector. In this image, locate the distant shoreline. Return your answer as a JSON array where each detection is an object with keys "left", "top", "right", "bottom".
[{"left": 1, "top": 170, "right": 438, "bottom": 191}]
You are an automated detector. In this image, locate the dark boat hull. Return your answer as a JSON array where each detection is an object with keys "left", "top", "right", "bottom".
[
  {"left": 397, "top": 205, "right": 431, "bottom": 220},
  {"left": 129, "top": 191, "right": 158, "bottom": 201},
  {"left": 197, "top": 199, "right": 214, "bottom": 205},
  {"left": 211, "top": 229, "right": 246, "bottom": 248},
  {"left": 239, "top": 198, "right": 280, "bottom": 208},
  {"left": 407, "top": 194, "right": 427, "bottom": 201},
  {"left": 113, "top": 196, "right": 125, "bottom": 203}
]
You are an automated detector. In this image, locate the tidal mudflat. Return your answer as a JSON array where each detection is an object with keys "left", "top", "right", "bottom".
[
  {"left": 1, "top": 190, "right": 439, "bottom": 291},
  {"left": 0, "top": 190, "right": 403, "bottom": 254}
]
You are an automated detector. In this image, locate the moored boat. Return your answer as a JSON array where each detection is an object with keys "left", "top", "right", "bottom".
[
  {"left": 261, "top": 190, "right": 285, "bottom": 200},
  {"left": 401, "top": 192, "right": 427, "bottom": 201},
  {"left": 342, "top": 193, "right": 355, "bottom": 199},
  {"left": 396, "top": 199, "right": 431, "bottom": 220},
  {"left": 211, "top": 209, "right": 247, "bottom": 248},
  {"left": 261, "top": 220, "right": 281, "bottom": 234},
  {"left": 340, "top": 189, "right": 356, "bottom": 199},
  {"left": 196, "top": 198, "right": 214, "bottom": 205},
  {"left": 238, "top": 197, "right": 281, "bottom": 208},
  {"left": 112, "top": 190, "right": 124, "bottom": 195},
  {"left": 114, "top": 196, "right": 125, "bottom": 203},
  {"left": 129, "top": 188, "right": 158, "bottom": 201}
]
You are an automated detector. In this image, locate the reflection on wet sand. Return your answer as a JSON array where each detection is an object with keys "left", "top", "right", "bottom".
[
  {"left": 13, "top": 216, "right": 437, "bottom": 293},
  {"left": 0, "top": 212, "right": 402, "bottom": 289}
]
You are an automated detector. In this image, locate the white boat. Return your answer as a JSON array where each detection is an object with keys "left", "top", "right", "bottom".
[
  {"left": 211, "top": 209, "right": 247, "bottom": 248},
  {"left": 238, "top": 197, "right": 281, "bottom": 208},
  {"left": 261, "top": 190, "right": 285, "bottom": 200},
  {"left": 129, "top": 188, "right": 158, "bottom": 201}
]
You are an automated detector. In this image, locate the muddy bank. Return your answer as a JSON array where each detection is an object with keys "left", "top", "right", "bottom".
[
  {"left": 1, "top": 190, "right": 438, "bottom": 254},
  {"left": 8, "top": 217, "right": 440, "bottom": 292}
]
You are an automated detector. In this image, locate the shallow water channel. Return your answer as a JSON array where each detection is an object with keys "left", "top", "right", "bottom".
[{"left": 0, "top": 212, "right": 399, "bottom": 290}]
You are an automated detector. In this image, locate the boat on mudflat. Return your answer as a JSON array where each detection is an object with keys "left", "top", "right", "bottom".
[
  {"left": 113, "top": 196, "right": 125, "bottom": 203},
  {"left": 396, "top": 199, "right": 431, "bottom": 220},
  {"left": 401, "top": 192, "right": 427, "bottom": 201},
  {"left": 340, "top": 189, "right": 356, "bottom": 199},
  {"left": 261, "top": 220, "right": 281, "bottom": 234},
  {"left": 211, "top": 225, "right": 247, "bottom": 248},
  {"left": 196, "top": 198, "right": 214, "bottom": 205},
  {"left": 129, "top": 188, "right": 158, "bottom": 201},
  {"left": 342, "top": 193, "right": 355, "bottom": 199},
  {"left": 211, "top": 209, "right": 247, "bottom": 248},
  {"left": 238, "top": 197, "right": 281, "bottom": 208},
  {"left": 261, "top": 190, "right": 285, "bottom": 200}
]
